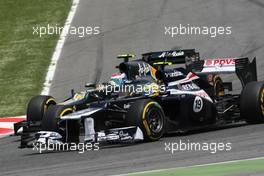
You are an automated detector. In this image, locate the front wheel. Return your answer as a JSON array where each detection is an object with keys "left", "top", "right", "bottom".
[
  {"left": 126, "top": 99, "right": 165, "bottom": 141},
  {"left": 27, "top": 95, "right": 56, "bottom": 122},
  {"left": 42, "top": 105, "right": 79, "bottom": 143}
]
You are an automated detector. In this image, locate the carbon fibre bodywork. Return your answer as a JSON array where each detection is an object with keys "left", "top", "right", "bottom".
[{"left": 16, "top": 49, "right": 261, "bottom": 148}]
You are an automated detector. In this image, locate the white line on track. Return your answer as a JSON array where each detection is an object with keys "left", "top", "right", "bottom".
[
  {"left": 41, "top": 0, "right": 80, "bottom": 95},
  {"left": 115, "top": 156, "right": 264, "bottom": 176},
  {"left": 0, "top": 115, "right": 26, "bottom": 119},
  {"left": 0, "top": 0, "right": 79, "bottom": 136}
]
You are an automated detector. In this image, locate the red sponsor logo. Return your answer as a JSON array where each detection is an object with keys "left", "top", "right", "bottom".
[
  {"left": 205, "top": 59, "right": 235, "bottom": 66},
  {"left": 205, "top": 60, "right": 213, "bottom": 66}
]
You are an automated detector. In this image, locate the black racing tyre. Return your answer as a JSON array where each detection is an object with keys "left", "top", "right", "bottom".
[
  {"left": 126, "top": 99, "right": 165, "bottom": 141},
  {"left": 41, "top": 105, "right": 71, "bottom": 131},
  {"left": 240, "top": 81, "right": 264, "bottom": 124},
  {"left": 27, "top": 95, "right": 56, "bottom": 122},
  {"left": 42, "top": 105, "right": 79, "bottom": 143}
]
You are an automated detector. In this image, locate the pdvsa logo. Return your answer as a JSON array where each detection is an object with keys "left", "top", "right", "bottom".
[{"left": 205, "top": 58, "right": 235, "bottom": 66}]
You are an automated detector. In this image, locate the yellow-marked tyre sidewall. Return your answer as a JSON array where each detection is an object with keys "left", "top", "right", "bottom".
[
  {"left": 126, "top": 99, "right": 165, "bottom": 142},
  {"left": 260, "top": 88, "right": 264, "bottom": 117},
  {"left": 43, "top": 98, "right": 56, "bottom": 114},
  {"left": 240, "top": 82, "right": 264, "bottom": 123},
  {"left": 42, "top": 105, "right": 72, "bottom": 132},
  {"left": 27, "top": 95, "right": 56, "bottom": 122},
  {"left": 59, "top": 108, "right": 73, "bottom": 117},
  {"left": 141, "top": 102, "right": 164, "bottom": 141},
  {"left": 42, "top": 105, "right": 80, "bottom": 143}
]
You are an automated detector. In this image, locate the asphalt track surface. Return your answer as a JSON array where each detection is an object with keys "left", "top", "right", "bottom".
[{"left": 1, "top": 0, "right": 264, "bottom": 175}]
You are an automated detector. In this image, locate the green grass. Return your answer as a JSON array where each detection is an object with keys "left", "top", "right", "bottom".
[
  {"left": 0, "top": 0, "right": 72, "bottom": 116},
  {"left": 129, "top": 158, "right": 264, "bottom": 176}
]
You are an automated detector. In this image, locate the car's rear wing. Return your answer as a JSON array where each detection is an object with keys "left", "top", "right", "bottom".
[
  {"left": 190, "top": 57, "right": 257, "bottom": 87},
  {"left": 191, "top": 58, "right": 237, "bottom": 73},
  {"left": 141, "top": 50, "right": 257, "bottom": 87},
  {"left": 142, "top": 49, "right": 200, "bottom": 66}
]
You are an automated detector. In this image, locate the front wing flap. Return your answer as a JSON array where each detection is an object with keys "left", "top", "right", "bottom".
[{"left": 19, "top": 126, "right": 144, "bottom": 150}]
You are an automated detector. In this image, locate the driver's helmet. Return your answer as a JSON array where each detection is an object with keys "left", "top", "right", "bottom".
[
  {"left": 109, "top": 72, "right": 127, "bottom": 87},
  {"left": 142, "top": 81, "right": 160, "bottom": 96}
]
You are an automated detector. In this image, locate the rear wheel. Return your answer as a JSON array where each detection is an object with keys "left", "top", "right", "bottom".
[
  {"left": 42, "top": 105, "right": 79, "bottom": 143},
  {"left": 126, "top": 99, "right": 165, "bottom": 141},
  {"left": 240, "top": 81, "right": 264, "bottom": 123},
  {"left": 27, "top": 95, "right": 56, "bottom": 122}
]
